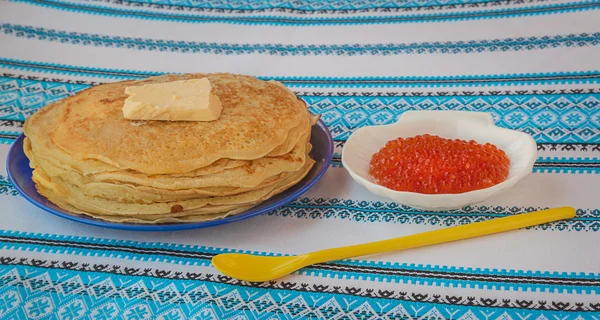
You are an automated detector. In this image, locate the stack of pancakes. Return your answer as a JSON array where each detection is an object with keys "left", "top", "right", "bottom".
[{"left": 23, "top": 73, "right": 316, "bottom": 224}]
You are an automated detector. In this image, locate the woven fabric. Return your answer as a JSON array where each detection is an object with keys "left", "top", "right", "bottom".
[{"left": 0, "top": 0, "right": 599, "bottom": 318}]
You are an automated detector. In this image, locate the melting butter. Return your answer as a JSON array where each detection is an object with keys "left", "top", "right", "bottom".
[{"left": 123, "top": 78, "right": 222, "bottom": 121}]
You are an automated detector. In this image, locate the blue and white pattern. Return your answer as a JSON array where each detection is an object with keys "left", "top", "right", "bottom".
[
  {"left": 2, "top": 23, "right": 599, "bottom": 56},
  {"left": 1, "top": 260, "right": 598, "bottom": 320},
  {"left": 0, "top": 231, "right": 599, "bottom": 294},
  {"left": 1, "top": 0, "right": 600, "bottom": 318},
  {"left": 308, "top": 95, "right": 600, "bottom": 142},
  {"left": 82, "top": 0, "right": 554, "bottom": 12},
  {"left": 9, "top": 0, "right": 600, "bottom": 25},
  {"left": 3, "top": 74, "right": 600, "bottom": 143},
  {"left": 1, "top": 58, "right": 598, "bottom": 87},
  {"left": 0, "top": 75, "right": 88, "bottom": 120}
]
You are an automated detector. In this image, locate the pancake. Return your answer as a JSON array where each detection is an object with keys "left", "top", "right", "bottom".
[
  {"left": 33, "top": 157, "right": 314, "bottom": 219},
  {"left": 267, "top": 99, "right": 311, "bottom": 157},
  {"left": 25, "top": 95, "right": 305, "bottom": 177},
  {"left": 42, "top": 73, "right": 306, "bottom": 174},
  {"left": 25, "top": 102, "right": 118, "bottom": 175},
  {"left": 23, "top": 72, "right": 317, "bottom": 224},
  {"left": 27, "top": 139, "right": 297, "bottom": 202},
  {"left": 92, "top": 158, "right": 312, "bottom": 223},
  {"left": 35, "top": 181, "right": 254, "bottom": 224},
  {"left": 28, "top": 130, "right": 309, "bottom": 190},
  {"left": 90, "top": 132, "right": 310, "bottom": 189}
]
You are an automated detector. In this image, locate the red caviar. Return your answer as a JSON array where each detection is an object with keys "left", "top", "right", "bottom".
[{"left": 369, "top": 134, "right": 510, "bottom": 194}]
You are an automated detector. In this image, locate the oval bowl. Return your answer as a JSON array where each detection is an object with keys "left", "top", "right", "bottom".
[
  {"left": 7, "top": 119, "right": 333, "bottom": 231},
  {"left": 341, "top": 111, "right": 537, "bottom": 211}
]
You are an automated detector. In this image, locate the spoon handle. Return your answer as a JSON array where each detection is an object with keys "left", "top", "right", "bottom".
[{"left": 305, "top": 207, "right": 575, "bottom": 265}]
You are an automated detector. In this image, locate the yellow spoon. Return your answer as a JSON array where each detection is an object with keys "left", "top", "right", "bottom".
[{"left": 212, "top": 206, "right": 575, "bottom": 282}]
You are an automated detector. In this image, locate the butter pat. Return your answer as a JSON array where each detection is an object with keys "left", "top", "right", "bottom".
[{"left": 123, "top": 78, "right": 222, "bottom": 121}]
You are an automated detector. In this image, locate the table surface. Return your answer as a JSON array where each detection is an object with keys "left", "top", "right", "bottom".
[{"left": 1, "top": 0, "right": 599, "bottom": 319}]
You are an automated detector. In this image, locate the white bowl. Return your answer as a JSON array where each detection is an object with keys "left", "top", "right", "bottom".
[{"left": 341, "top": 111, "right": 537, "bottom": 211}]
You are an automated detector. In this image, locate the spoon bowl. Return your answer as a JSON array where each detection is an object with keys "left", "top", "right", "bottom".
[{"left": 212, "top": 254, "right": 306, "bottom": 282}]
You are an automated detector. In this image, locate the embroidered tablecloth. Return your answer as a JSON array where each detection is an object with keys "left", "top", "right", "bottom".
[{"left": 1, "top": 0, "right": 600, "bottom": 319}]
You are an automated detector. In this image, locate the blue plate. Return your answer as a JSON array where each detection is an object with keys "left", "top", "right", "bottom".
[{"left": 7, "top": 120, "right": 333, "bottom": 231}]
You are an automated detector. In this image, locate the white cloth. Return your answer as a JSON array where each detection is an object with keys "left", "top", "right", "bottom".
[{"left": 0, "top": 0, "right": 599, "bottom": 318}]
